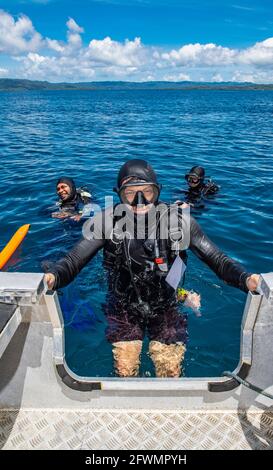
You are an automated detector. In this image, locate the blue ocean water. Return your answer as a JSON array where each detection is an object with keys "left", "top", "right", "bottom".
[{"left": 0, "top": 89, "right": 272, "bottom": 377}]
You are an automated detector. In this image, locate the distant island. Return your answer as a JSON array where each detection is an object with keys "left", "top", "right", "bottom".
[{"left": 1, "top": 78, "right": 273, "bottom": 91}]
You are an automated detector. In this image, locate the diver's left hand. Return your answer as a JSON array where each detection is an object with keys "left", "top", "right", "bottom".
[
  {"left": 246, "top": 274, "right": 260, "bottom": 292},
  {"left": 184, "top": 291, "right": 201, "bottom": 310}
]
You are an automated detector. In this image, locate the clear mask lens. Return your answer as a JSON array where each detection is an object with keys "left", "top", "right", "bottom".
[{"left": 119, "top": 185, "right": 159, "bottom": 206}]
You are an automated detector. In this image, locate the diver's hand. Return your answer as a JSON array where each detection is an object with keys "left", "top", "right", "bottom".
[
  {"left": 70, "top": 214, "right": 82, "bottom": 222},
  {"left": 175, "top": 200, "right": 190, "bottom": 209},
  {"left": 51, "top": 212, "right": 70, "bottom": 219},
  {"left": 45, "top": 273, "right": 56, "bottom": 290},
  {"left": 246, "top": 274, "right": 260, "bottom": 292},
  {"left": 184, "top": 291, "right": 201, "bottom": 310}
]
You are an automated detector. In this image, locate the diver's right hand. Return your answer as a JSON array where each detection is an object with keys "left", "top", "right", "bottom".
[{"left": 44, "top": 273, "right": 56, "bottom": 290}]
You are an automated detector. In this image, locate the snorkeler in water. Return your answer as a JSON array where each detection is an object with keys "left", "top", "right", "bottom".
[{"left": 51, "top": 177, "right": 93, "bottom": 222}]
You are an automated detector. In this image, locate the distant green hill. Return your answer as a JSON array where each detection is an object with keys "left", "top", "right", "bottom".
[{"left": 1, "top": 78, "right": 273, "bottom": 91}]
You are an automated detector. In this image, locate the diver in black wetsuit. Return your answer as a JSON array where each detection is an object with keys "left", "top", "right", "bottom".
[
  {"left": 45, "top": 160, "right": 259, "bottom": 378},
  {"left": 181, "top": 166, "right": 219, "bottom": 207},
  {"left": 51, "top": 177, "right": 92, "bottom": 221}
]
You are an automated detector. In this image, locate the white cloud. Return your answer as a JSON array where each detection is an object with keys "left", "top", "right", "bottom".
[
  {"left": 86, "top": 37, "right": 144, "bottom": 67},
  {"left": 46, "top": 39, "right": 65, "bottom": 53},
  {"left": 0, "top": 10, "right": 42, "bottom": 55},
  {"left": 66, "top": 18, "right": 84, "bottom": 34},
  {"left": 46, "top": 17, "right": 84, "bottom": 55},
  {"left": 66, "top": 18, "right": 84, "bottom": 51},
  {"left": 232, "top": 71, "right": 256, "bottom": 82},
  {"left": 145, "top": 74, "right": 156, "bottom": 81},
  {"left": 162, "top": 43, "right": 236, "bottom": 66},
  {"left": 238, "top": 38, "right": 273, "bottom": 67},
  {"left": 232, "top": 4, "right": 258, "bottom": 11},
  {"left": 2, "top": 9, "right": 273, "bottom": 83},
  {"left": 19, "top": 52, "right": 96, "bottom": 81},
  {"left": 163, "top": 72, "right": 191, "bottom": 81},
  {"left": 39, "top": 25, "right": 146, "bottom": 80},
  {"left": 0, "top": 67, "right": 8, "bottom": 76},
  {"left": 212, "top": 73, "right": 224, "bottom": 82},
  {"left": 232, "top": 70, "right": 273, "bottom": 83}
]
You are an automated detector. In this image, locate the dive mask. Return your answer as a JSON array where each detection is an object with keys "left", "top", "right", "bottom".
[
  {"left": 185, "top": 174, "right": 201, "bottom": 184},
  {"left": 115, "top": 179, "right": 160, "bottom": 206}
]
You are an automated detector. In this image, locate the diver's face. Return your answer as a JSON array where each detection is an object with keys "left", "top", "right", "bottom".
[
  {"left": 123, "top": 184, "right": 155, "bottom": 214},
  {"left": 57, "top": 183, "right": 71, "bottom": 200},
  {"left": 187, "top": 176, "right": 200, "bottom": 188}
]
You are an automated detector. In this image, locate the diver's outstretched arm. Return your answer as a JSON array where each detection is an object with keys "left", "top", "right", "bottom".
[
  {"left": 189, "top": 216, "right": 252, "bottom": 292},
  {"left": 45, "top": 237, "right": 105, "bottom": 289},
  {"left": 45, "top": 208, "right": 110, "bottom": 289}
]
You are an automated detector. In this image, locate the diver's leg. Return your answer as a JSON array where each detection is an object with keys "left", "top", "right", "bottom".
[
  {"left": 112, "top": 340, "right": 143, "bottom": 377},
  {"left": 147, "top": 304, "right": 188, "bottom": 378},
  {"left": 105, "top": 300, "right": 144, "bottom": 377},
  {"left": 149, "top": 340, "right": 186, "bottom": 378}
]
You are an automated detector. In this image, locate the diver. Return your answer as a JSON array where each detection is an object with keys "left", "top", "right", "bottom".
[
  {"left": 177, "top": 166, "right": 219, "bottom": 208},
  {"left": 51, "top": 177, "right": 93, "bottom": 222},
  {"left": 44, "top": 160, "right": 259, "bottom": 378}
]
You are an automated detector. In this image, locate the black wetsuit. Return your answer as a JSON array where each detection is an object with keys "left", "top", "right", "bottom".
[
  {"left": 55, "top": 177, "right": 92, "bottom": 217},
  {"left": 58, "top": 189, "right": 92, "bottom": 217},
  {"left": 48, "top": 203, "right": 250, "bottom": 345},
  {"left": 184, "top": 180, "right": 219, "bottom": 206},
  {"left": 58, "top": 189, "right": 91, "bottom": 213}
]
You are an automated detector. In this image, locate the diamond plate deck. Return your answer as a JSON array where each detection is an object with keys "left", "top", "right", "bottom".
[{"left": 1, "top": 409, "right": 273, "bottom": 450}]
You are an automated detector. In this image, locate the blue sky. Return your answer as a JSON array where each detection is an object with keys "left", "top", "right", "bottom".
[{"left": 1, "top": 0, "right": 273, "bottom": 82}]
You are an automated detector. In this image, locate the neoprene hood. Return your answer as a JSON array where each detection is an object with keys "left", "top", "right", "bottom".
[
  {"left": 186, "top": 166, "right": 205, "bottom": 181},
  {"left": 116, "top": 159, "right": 161, "bottom": 190},
  {"left": 56, "top": 177, "right": 77, "bottom": 202}
]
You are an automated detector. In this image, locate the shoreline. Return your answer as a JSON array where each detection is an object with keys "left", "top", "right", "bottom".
[{"left": 1, "top": 79, "right": 273, "bottom": 92}]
